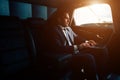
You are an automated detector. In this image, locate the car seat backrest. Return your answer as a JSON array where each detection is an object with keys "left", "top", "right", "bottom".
[{"left": 0, "top": 16, "right": 35, "bottom": 77}]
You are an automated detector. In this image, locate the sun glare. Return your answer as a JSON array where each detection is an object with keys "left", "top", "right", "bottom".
[{"left": 73, "top": 4, "right": 113, "bottom": 26}]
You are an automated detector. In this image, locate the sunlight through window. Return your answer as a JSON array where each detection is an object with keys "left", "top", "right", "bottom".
[{"left": 73, "top": 3, "right": 113, "bottom": 26}]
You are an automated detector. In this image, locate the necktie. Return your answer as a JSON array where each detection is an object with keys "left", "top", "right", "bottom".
[{"left": 64, "top": 28, "right": 73, "bottom": 46}]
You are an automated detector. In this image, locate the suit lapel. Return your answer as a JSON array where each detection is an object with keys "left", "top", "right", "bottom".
[{"left": 56, "top": 26, "right": 69, "bottom": 45}]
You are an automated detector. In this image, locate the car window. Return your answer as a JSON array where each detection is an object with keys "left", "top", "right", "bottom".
[{"left": 73, "top": 3, "right": 113, "bottom": 27}]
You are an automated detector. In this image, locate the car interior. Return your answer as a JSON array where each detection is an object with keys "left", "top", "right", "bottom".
[{"left": 1, "top": 0, "right": 120, "bottom": 80}]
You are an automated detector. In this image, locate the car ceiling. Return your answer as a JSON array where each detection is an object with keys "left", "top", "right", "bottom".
[{"left": 9, "top": 0, "right": 110, "bottom": 8}]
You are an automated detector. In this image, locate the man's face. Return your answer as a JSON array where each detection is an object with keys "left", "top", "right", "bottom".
[{"left": 59, "top": 13, "right": 70, "bottom": 27}]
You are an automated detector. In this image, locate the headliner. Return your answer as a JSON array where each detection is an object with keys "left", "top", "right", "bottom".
[{"left": 9, "top": 0, "right": 110, "bottom": 8}]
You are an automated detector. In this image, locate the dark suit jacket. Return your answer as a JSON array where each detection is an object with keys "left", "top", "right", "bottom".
[{"left": 44, "top": 25, "right": 85, "bottom": 55}]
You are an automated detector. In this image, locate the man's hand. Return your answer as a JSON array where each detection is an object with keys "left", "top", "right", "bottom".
[{"left": 78, "top": 40, "right": 97, "bottom": 50}]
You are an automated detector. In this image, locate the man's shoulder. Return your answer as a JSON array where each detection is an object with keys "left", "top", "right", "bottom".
[{"left": 53, "top": 25, "right": 62, "bottom": 30}]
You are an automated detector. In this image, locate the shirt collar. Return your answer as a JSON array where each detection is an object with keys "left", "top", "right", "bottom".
[{"left": 58, "top": 25, "right": 69, "bottom": 30}]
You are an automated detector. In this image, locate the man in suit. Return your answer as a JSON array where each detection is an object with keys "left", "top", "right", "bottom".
[{"left": 43, "top": 10, "right": 108, "bottom": 80}]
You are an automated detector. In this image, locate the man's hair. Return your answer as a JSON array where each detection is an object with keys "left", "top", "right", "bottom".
[
  {"left": 56, "top": 10, "right": 69, "bottom": 19},
  {"left": 46, "top": 9, "right": 69, "bottom": 26}
]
